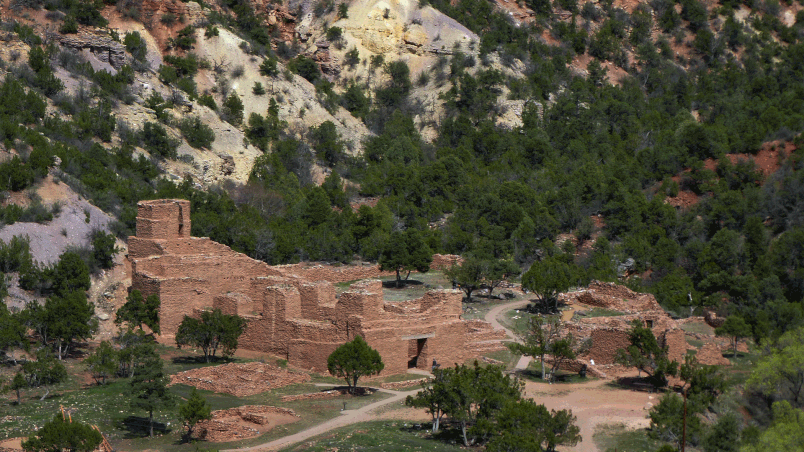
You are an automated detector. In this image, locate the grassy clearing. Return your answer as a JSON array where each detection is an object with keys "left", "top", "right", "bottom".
[
  {"left": 593, "top": 423, "right": 663, "bottom": 452},
  {"left": 581, "top": 307, "right": 628, "bottom": 318},
  {"left": 686, "top": 337, "right": 705, "bottom": 348},
  {"left": 375, "top": 271, "right": 455, "bottom": 302},
  {"left": 722, "top": 348, "right": 758, "bottom": 385},
  {"left": 679, "top": 321, "right": 715, "bottom": 336},
  {"left": 280, "top": 420, "right": 465, "bottom": 452},
  {"left": 0, "top": 345, "right": 392, "bottom": 452},
  {"left": 499, "top": 308, "right": 534, "bottom": 337},
  {"left": 480, "top": 348, "right": 520, "bottom": 371}
]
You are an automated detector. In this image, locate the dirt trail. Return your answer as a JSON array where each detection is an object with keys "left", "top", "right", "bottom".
[
  {"left": 485, "top": 299, "right": 533, "bottom": 370},
  {"left": 526, "top": 378, "right": 652, "bottom": 452},
  {"left": 224, "top": 298, "right": 648, "bottom": 452},
  {"left": 222, "top": 388, "right": 421, "bottom": 452}
]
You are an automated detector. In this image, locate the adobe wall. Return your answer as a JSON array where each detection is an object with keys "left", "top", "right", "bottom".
[
  {"left": 275, "top": 263, "right": 393, "bottom": 283},
  {"left": 136, "top": 199, "right": 191, "bottom": 240},
  {"left": 430, "top": 254, "right": 463, "bottom": 270},
  {"left": 588, "top": 328, "right": 631, "bottom": 364},
  {"left": 129, "top": 199, "right": 494, "bottom": 376},
  {"left": 661, "top": 328, "right": 688, "bottom": 364}
]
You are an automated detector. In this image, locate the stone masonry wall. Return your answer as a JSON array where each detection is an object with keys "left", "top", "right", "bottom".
[
  {"left": 130, "top": 199, "right": 494, "bottom": 375},
  {"left": 588, "top": 328, "right": 631, "bottom": 364}
]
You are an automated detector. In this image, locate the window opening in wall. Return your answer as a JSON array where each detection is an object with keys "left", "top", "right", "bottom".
[
  {"left": 177, "top": 203, "right": 184, "bottom": 236},
  {"left": 646, "top": 320, "right": 654, "bottom": 328}
]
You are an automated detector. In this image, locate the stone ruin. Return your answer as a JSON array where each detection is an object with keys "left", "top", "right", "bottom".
[
  {"left": 129, "top": 199, "right": 501, "bottom": 375},
  {"left": 558, "top": 281, "right": 694, "bottom": 373}
]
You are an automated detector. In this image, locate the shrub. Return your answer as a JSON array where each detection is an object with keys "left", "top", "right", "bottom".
[
  {"left": 124, "top": 32, "right": 148, "bottom": 62},
  {"left": 259, "top": 57, "right": 278, "bottom": 76},
  {"left": 252, "top": 81, "right": 266, "bottom": 95},
  {"left": 326, "top": 26, "right": 343, "bottom": 41},
  {"left": 221, "top": 93, "right": 244, "bottom": 126},
  {"left": 288, "top": 55, "right": 320, "bottom": 83},
  {"left": 344, "top": 47, "right": 359, "bottom": 68},
  {"left": 198, "top": 93, "right": 217, "bottom": 110},
  {"left": 178, "top": 116, "right": 215, "bottom": 149},
  {"left": 141, "top": 122, "right": 178, "bottom": 159},
  {"left": 59, "top": 15, "right": 78, "bottom": 34}
]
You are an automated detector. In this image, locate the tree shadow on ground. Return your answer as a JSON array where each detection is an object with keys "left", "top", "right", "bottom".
[
  {"left": 523, "top": 298, "right": 568, "bottom": 315},
  {"left": 400, "top": 421, "right": 466, "bottom": 446},
  {"left": 171, "top": 355, "right": 233, "bottom": 365},
  {"left": 382, "top": 279, "right": 424, "bottom": 289},
  {"left": 118, "top": 415, "right": 171, "bottom": 438},
  {"left": 327, "top": 386, "right": 376, "bottom": 396},
  {"left": 609, "top": 376, "right": 661, "bottom": 393}
]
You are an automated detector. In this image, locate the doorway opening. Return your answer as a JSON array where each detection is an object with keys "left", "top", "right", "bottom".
[{"left": 408, "top": 338, "right": 427, "bottom": 369}]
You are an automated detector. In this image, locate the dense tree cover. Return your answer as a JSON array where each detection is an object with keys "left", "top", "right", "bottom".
[{"left": 326, "top": 335, "right": 384, "bottom": 394}]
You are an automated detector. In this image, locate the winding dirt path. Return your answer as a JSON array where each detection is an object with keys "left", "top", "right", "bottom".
[
  {"left": 484, "top": 299, "right": 533, "bottom": 370},
  {"left": 222, "top": 387, "right": 421, "bottom": 452}
]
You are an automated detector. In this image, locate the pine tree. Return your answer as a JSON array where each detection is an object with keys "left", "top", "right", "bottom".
[
  {"left": 179, "top": 387, "right": 212, "bottom": 441},
  {"left": 130, "top": 355, "right": 174, "bottom": 437},
  {"left": 327, "top": 335, "right": 384, "bottom": 394}
]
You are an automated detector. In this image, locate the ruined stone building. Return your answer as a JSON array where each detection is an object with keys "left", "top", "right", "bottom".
[
  {"left": 128, "top": 199, "right": 502, "bottom": 375},
  {"left": 560, "top": 282, "right": 690, "bottom": 370}
]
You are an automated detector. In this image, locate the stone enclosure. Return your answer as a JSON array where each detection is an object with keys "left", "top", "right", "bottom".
[{"left": 129, "top": 199, "right": 499, "bottom": 375}]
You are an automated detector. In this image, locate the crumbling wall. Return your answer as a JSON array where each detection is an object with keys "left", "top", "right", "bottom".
[
  {"left": 430, "top": 254, "right": 463, "bottom": 270},
  {"left": 661, "top": 329, "right": 688, "bottom": 363},
  {"left": 561, "top": 281, "right": 663, "bottom": 313},
  {"left": 275, "top": 263, "right": 392, "bottom": 283},
  {"left": 697, "top": 343, "right": 731, "bottom": 366},
  {"left": 588, "top": 328, "right": 631, "bottom": 364},
  {"left": 130, "top": 199, "right": 494, "bottom": 375}
]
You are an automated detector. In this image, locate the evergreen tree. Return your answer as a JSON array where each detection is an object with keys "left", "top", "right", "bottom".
[
  {"left": 615, "top": 320, "right": 678, "bottom": 388},
  {"left": 45, "top": 291, "right": 97, "bottom": 360},
  {"left": 130, "top": 355, "right": 174, "bottom": 437},
  {"left": 115, "top": 290, "right": 161, "bottom": 334},
  {"left": 21, "top": 413, "right": 103, "bottom": 452},
  {"left": 715, "top": 315, "right": 751, "bottom": 358},
  {"left": 85, "top": 341, "right": 118, "bottom": 385},
  {"left": 21, "top": 350, "right": 67, "bottom": 401},
  {"left": 175, "top": 309, "right": 247, "bottom": 362},
  {"left": 327, "top": 335, "right": 384, "bottom": 394},
  {"left": 379, "top": 230, "right": 433, "bottom": 288},
  {"left": 179, "top": 387, "right": 212, "bottom": 441}
]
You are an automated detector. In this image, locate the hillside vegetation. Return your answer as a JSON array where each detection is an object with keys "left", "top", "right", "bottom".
[{"left": 0, "top": 0, "right": 804, "bottom": 447}]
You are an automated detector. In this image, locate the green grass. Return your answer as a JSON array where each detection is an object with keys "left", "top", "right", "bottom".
[
  {"left": 679, "top": 321, "right": 715, "bottom": 336},
  {"left": 280, "top": 420, "right": 466, "bottom": 451},
  {"left": 686, "top": 337, "right": 705, "bottom": 348},
  {"left": 593, "top": 423, "right": 663, "bottom": 452},
  {"left": 499, "top": 308, "right": 534, "bottom": 337},
  {"left": 581, "top": 307, "right": 628, "bottom": 318},
  {"left": 722, "top": 348, "right": 758, "bottom": 385},
  {"left": 520, "top": 361, "right": 595, "bottom": 384},
  {"left": 0, "top": 346, "right": 392, "bottom": 451},
  {"left": 481, "top": 348, "right": 520, "bottom": 371}
]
